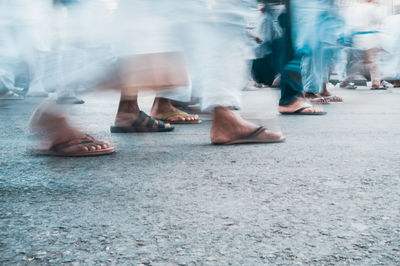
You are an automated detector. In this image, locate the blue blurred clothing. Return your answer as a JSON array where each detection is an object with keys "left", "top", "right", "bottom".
[
  {"left": 279, "top": 6, "right": 304, "bottom": 106},
  {"left": 291, "top": 0, "right": 344, "bottom": 94}
]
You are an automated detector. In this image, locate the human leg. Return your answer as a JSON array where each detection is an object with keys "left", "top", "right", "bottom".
[
  {"left": 364, "top": 48, "right": 383, "bottom": 89},
  {"left": 186, "top": 3, "right": 284, "bottom": 144},
  {"left": 111, "top": 87, "right": 174, "bottom": 133}
]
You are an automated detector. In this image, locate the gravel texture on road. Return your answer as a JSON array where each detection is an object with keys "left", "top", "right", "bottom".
[{"left": 1, "top": 87, "right": 399, "bottom": 265}]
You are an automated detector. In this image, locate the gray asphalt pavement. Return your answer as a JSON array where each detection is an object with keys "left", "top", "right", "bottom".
[{"left": 1, "top": 87, "right": 399, "bottom": 265}]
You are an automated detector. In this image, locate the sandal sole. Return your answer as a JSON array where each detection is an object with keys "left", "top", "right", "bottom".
[
  {"left": 110, "top": 126, "right": 174, "bottom": 133},
  {"left": 162, "top": 120, "right": 202, "bottom": 125},
  {"left": 214, "top": 136, "right": 286, "bottom": 145},
  {"left": 33, "top": 147, "right": 116, "bottom": 157},
  {"left": 280, "top": 112, "right": 327, "bottom": 115}
]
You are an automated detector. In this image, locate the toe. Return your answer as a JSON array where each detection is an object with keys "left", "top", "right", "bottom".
[
  {"left": 167, "top": 116, "right": 178, "bottom": 121},
  {"left": 301, "top": 106, "right": 314, "bottom": 113},
  {"left": 89, "top": 145, "right": 96, "bottom": 151},
  {"left": 78, "top": 144, "right": 89, "bottom": 152},
  {"left": 101, "top": 143, "right": 109, "bottom": 149}
]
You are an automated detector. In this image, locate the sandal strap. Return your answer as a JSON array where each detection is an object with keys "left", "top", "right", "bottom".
[
  {"left": 146, "top": 117, "right": 156, "bottom": 128},
  {"left": 146, "top": 116, "right": 166, "bottom": 129},
  {"left": 294, "top": 106, "right": 312, "bottom": 113},
  {"left": 84, "top": 134, "right": 95, "bottom": 142},
  {"left": 160, "top": 111, "right": 189, "bottom": 120},
  {"left": 126, "top": 110, "right": 168, "bottom": 129},
  {"left": 132, "top": 111, "right": 149, "bottom": 126},
  {"left": 158, "top": 120, "right": 165, "bottom": 128},
  {"left": 50, "top": 135, "right": 95, "bottom": 152},
  {"left": 237, "top": 126, "right": 265, "bottom": 141}
]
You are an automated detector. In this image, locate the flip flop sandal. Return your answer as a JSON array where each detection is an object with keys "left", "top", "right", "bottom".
[
  {"left": 309, "top": 97, "right": 330, "bottom": 104},
  {"left": 34, "top": 135, "right": 115, "bottom": 157},
  {"left": 161, "top": 111, "right": 202, "bottom": 124},
  {"left": 341, "top": 84, "right": 357, "bottom": 90},
  {"left": 280, "top": 106, "right": 327, "bottom": 115},
  {"left": 323, "top": 95, "right": 343, "bottom": 102},
  {"left": 213, "top": 126, "right": 286, "bottom": 145},
  {"left": 56, "top": 96, "right": 85, "bottom": 104},
  {"left": 370, "top": 87, "right": 387, "bottom": 90},
  {"left": 111, "top": 111, "right": 174, "bottom": 133}
]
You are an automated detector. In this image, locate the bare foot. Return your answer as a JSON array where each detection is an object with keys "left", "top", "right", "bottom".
[
  {"left": 371, "top": 82, "right": 386, "bottom": 90},
  {"left": 278, "top": 97, "right": 324, "bottom": 114},
  {"left": 210, "top": 106, "right": 284, "bottom": 144},
  {"left": 304, "top": 92, "right": 320, "bottom": 99},
  {"left": 320, "top": 92, "right": 343, "bottom": 102},
  {"left": 44, "top": 127, "right": 113, "bottom": 155},
  {"left": 320, "top": 86, "right": 343, "bottom": 102},
  {"left": 151, "top": 97, "right": 199, "bottom": 122},
  {"left": 29, "top": 103, "right": 113, "bottom": 154}
]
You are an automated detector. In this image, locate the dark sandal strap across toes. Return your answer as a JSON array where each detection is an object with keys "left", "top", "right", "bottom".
[
  {"left": 110, "top": 111, "right": 174, "bottom": 133},
  {"left": 213, "top": 126, "right": 285, "bottom": 145},
  {"left": 280, "top": 106, "right": 327, "bottom": 115}
]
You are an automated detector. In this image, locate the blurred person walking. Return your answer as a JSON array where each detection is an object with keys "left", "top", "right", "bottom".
[
  {"left": 379, "top": 11, "right": 400, "bottom": 87},
  {"left": 249, "top": 1, "right": 283, "bottom": 88},
  {"left": 300, "top": 1, "right": 344, "bottom": 103},
  {"left": 341, "top": 0, "right": 386, "bottom": 90},
  {"left": 0, "top": 0, "right": 53, "bottom": 99},
  {"left": 277, "top": 0, "right": 326, "bottom": 115},
  {"left": 174, "top": 0, "right": 285, "bottom": 144},
  {"left": 28, "top": 0, "right": 285, "bottom": 156}
]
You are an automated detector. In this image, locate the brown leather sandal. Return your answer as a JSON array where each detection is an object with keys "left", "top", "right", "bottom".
[{"left": 34, "top": 135, "right": 115, "bottom": 157}]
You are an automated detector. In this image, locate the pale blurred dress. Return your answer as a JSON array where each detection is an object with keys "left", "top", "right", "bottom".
[
  {"left": 108, "top": 0, "right": 253, "bottom": 109},
  {"left": 379, "top": 14, "right": 400, "bottom": 80},
  {"left": 0, "top": 0, "right": 51, "bottom": 94},
  {"left": 346, "top": 1, "right": 386, "bottom": 87}
]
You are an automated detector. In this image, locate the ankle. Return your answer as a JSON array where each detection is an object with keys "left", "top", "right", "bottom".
[
  {"left": 115, "top": 111, "right": 139, "bottom": 126},
  {"left": 117, "top": 100, "right": 139, "bottom": 114},
  {"left": 152, "top": 97, "right": 172, "bottom": 113},
  {"left": 213, "top": 106, "right": 230, "bottom": 116},
  {"left": 154, "top": 97, "right": 169, "bottom": 105}
]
